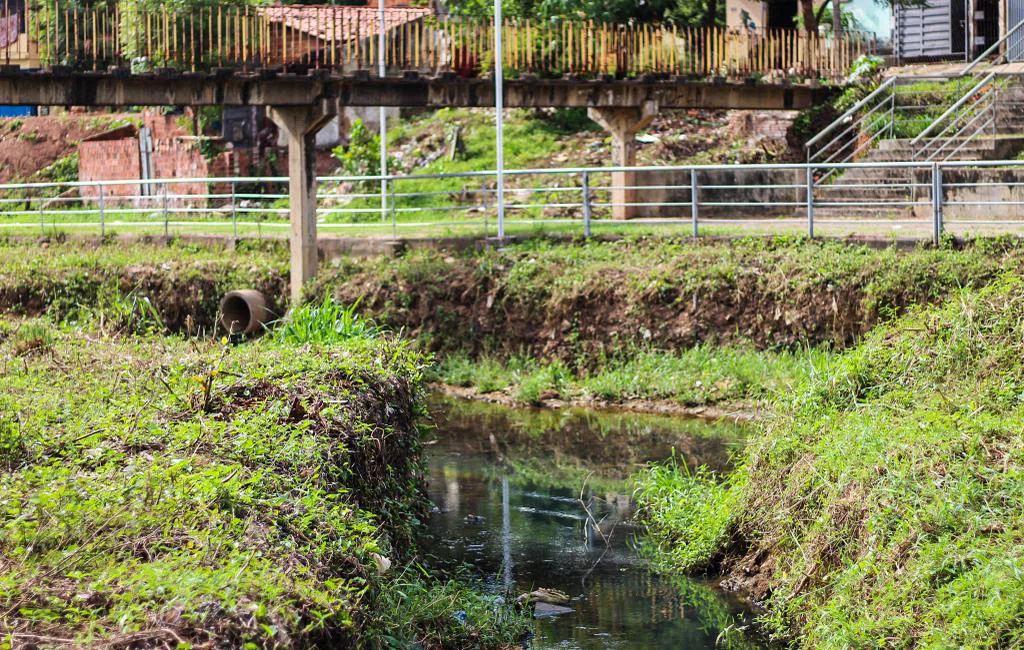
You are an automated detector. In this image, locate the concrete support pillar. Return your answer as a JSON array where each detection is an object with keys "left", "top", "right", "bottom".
[
  {"left": 588, "top": 101, "right": 659, "bottom": 220},
  {"left": 268, "top": 101, "right": 337, "bottom": 304}
]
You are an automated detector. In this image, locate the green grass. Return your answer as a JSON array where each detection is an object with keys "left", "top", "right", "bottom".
[
  {"left": 434, "top": 344, "right": 833, "bottom": 408},
  {"left": 271, "top": 295, "right": 379, "bottom": 345},
  {"left": 635, "top": 272, "right": 1024, "bottom": 648},
  {"left": 329, "top": 108, "right": 592, "bottom": 223},
  {"left": 634, "top": 459, "right": 735, "bottom": 573},
  {"left": 0, "top": 319, "right": 528, "bottom": 648}
]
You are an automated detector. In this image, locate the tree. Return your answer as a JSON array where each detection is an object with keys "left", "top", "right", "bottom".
[
  {"left": 444, "top": 0, "right": 721, "bottom": 26},
  {"left": 669, "top": 0, "right": 726, "bottom": 28}
]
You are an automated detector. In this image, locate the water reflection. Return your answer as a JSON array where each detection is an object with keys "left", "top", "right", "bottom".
[{"left": 425, "top": 395, "right": 762, "bottom": 650}]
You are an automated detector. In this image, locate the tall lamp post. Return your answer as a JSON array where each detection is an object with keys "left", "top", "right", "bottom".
[
  {"left": 379, "top": 0, "right": 388, "bottom": 223},
  {"left": 494, "top": 0, "right": 505, "bottom": 239}
]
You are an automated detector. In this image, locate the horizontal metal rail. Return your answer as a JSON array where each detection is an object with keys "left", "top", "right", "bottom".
[
  {"left": 806, "top": 77, "right": 897, "bottom": 157},
  {"left": 4, "top": 159, "right": 1024, "bottom": 244}
]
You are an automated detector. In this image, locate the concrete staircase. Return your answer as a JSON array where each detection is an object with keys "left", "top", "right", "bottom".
[{"left": 811, "top": 78, "right": 1024, "bottom": 220}]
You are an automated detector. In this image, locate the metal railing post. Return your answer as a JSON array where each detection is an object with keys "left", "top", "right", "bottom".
[
  {"left": 806, "top": 166, "right": 815, "bottom": 238},
  {"left": 690, "top": 168, "right": 699, "bottom": 238},
  {"left": 390, "top": 177, "right": 397, "bottom": 241},
  {"left": 888, "top": 93, "right": 896, "bottom": 139},
  {"left": 162, "top": 183, "right": 169, "bottom": 237},
  {"left": 582, "top": 171, "right": 591, "bottom": 238},
  {"left": 932, "top": 162, "right": 943, "bottom": 245},
  {"left": 230, "top": 180, "right": 237, "bottom": 239},
  {"left": 98, "top": 184, "right": 106, "bottom": 237}
]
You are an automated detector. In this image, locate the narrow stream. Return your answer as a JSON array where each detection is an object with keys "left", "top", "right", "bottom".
[{"left": 424, "top": 395, "right": 765, "bottom": 650}]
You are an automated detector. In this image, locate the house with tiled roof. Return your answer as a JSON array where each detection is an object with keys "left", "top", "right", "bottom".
[{"left": 260, "top": 2, "right": 435, "bottom": 70}]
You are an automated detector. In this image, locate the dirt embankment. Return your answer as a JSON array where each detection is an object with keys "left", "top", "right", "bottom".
[
  {"left": 5, "top": 237, "right": 1022, "bottom": 355},
  {"left": 0, "top": 235, "right": 1019, "bottom": 357},
  {"left": 0, "top": 239, "right": 288, "bottom": 333},
  {"left": 0, "top": 114, "right": 138, "bottom": 182},
  {"left": 319, "top": 238, "right": 1023, "bottom": 359}
]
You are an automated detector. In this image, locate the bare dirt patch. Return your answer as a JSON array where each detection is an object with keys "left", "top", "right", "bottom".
[{"left": 0, "top": 113, "right": 136, "bottom": 182}]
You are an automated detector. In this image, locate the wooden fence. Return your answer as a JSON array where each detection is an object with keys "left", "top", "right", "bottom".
[{"left": 1, "top": 4, "right": 875, "bottom": 80}]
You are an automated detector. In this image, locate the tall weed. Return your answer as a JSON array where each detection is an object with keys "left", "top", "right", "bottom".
[{"left": 272, "top": 296, "right": 378, "bottom": 345}]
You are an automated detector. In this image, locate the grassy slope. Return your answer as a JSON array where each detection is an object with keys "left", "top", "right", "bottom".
[
  {"left": 0, "top": 239, "right": 288, "bottom": 332},
  {"left": 0, "top": 319, "right": 526, "bottom": 648},
  {"left": 328, "top": 107, "right": 757, "bottom": 226},
  {"left": 10, "top": 236, "right": 1024, "bottom": 410},
  {"left": 432, "top": 344, "right": 831, "bottom": 409},
  {"left": 636, "top": 274, "right": 1024, "bottom": 648},
  {"left": 325, "top": 236, "right": 1024, "bottom": 407}
]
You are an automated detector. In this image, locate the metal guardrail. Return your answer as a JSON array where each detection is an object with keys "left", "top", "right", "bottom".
[
  {"left": 806, "top": 20, "right": 1024, "bottom": 173},
  {"left": 6, "top": 160, "right": 1024, "bottom": 244},
  {"left": 912, "top": 73, "right": 1003, "bottom": 162},
  {"left": 805, "top": 77, "right": 896, "bottom": 178}
]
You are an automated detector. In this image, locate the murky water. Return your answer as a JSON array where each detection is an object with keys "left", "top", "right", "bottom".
[{"left": 424, "top": 395, "right": 764, "bottom": 650}]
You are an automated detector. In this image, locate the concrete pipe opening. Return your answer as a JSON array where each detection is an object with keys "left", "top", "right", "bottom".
[{"left": 219, "top": 290, "right": 269, "bottom": 336}]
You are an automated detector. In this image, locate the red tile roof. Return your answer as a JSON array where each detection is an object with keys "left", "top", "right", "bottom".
[{"left": 260, "top": 4, "right": 432, "bottom": 43}]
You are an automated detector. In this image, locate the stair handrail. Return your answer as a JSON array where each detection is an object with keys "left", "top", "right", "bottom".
[
  {"left": 909, "top": 72, "right": 997, "bottom": 149},
  {"left": 916, "top": 80, "right": 1003, "bottom": 161},
  {"left": 961, "top": 18, "right": 1024, "bottom": 77},
  {"left": 805, "top": 76, "right": 897, "bottom": 164}
]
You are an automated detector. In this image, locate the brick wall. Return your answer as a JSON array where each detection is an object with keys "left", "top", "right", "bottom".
[
  {"left": 77, "top": 111, "right": 339, "bottom": 211},
  {"left": 79, "top": 129, "right": 142, "bottom": 204},
  {"left": 78, "top": 112, "right": 232, "bottom": 209}
]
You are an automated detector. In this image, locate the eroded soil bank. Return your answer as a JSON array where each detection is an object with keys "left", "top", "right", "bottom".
[
  {"left": 323, "top": 237, "right": 1024, "bottom": 356},
  {"left": 8, "top": 236, "right": 1024, "bottom": 352},
  {"left": 636, "top": 273, "right": 1024, "bottom": 648}
]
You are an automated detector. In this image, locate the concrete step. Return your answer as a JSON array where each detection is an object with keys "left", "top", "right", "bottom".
[
  {"left": 824, "top": 170, "right": 918, "bottom": 183},
  {"left": 811, "top": 205, "right": 920, "bottom": 218},
  {"left": 869, "top": 151, "right": 989, "bottom": 162},
  {"left": 816, "top": 188, "right": 915, "bottom": 199},
  {"left": 879, "top": 138, "right": 996, "bottom": 150}
]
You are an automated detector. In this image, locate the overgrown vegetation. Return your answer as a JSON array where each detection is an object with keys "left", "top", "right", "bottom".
[
  {"left": 35, "top": 152, "right": 79, "bottom": 184},
  {"left": 0, "top": 239, "right": 288, "bottom": 333},
  {"left": 13, "top": 236, "right": 1024, "bottom": 411},
  {"left": 271, "top": 296, "right": 379, "bottom": 345},
  {"left": 322, "top": 236, "right": 1024, "bottom": 402},
  {"left": 636, "top": 273, "right": 1024, "bottom": 647},
  {"left": 7, "top": 232, "right": 1024, "bottom": 647},
  {"left": 0, "top": 317, "right": 528, "bottom": 648},
  {"left": 433, "top": 344, "right": 831, "bottom": 408}
]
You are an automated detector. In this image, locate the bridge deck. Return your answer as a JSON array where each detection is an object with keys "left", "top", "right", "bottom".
[{"left": 0, "top": 69, "right": 829, "bottom": 109}]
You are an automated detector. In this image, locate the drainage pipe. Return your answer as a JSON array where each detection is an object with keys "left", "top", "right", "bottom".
[{"left": 219, "top": 290, "right": 269, "bottom": 336}]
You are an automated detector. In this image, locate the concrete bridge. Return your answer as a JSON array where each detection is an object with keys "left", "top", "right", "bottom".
[{"left": 0, "top": 4, "right": 872, "bottom": 300}]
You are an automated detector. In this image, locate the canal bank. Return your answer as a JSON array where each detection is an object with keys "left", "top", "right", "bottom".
[{"left": 636, "top": 274, "right": 1024, "bottom": 648}]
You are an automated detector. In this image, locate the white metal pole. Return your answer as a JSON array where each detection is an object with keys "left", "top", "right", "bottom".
[
  {"left": 379, "top": 0, "right": 388, "bottom": 223},
  {"left": 494, "top": 0, "right": 505, "bottom": 240}
]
